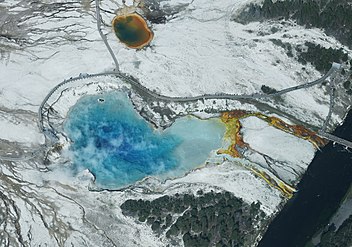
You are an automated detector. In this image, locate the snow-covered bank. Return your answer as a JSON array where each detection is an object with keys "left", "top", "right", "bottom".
[{"left": 1, "top": 0, "right": 351, "bottom": 246}]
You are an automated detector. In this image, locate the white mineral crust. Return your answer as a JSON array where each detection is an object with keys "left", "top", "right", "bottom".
[{"left": 0, "top": 0, "right": 351, "bottom": 246}]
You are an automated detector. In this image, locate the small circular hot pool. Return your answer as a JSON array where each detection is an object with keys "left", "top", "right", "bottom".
[{"left": 112, "top": 13, "right": 153, "bottom": 49}]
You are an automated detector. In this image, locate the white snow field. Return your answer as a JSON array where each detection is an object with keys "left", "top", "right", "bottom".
[{"left": 0, "top": 0, "right": 351, "bottom": 246}]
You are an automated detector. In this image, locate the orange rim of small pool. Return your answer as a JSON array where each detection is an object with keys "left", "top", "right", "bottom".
[{"left": 112, "top": 13, "right": 154, "bottom": 49}]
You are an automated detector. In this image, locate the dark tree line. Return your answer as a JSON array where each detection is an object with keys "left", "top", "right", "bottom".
[
  {"left": 121, "top": 190, "right": 266, "bottom": 247},
  {"left": 236, "top": 0, "right": 352, "bottom": 48},
  {"left": 319, "top": 215, "right": 352, "bottom": 247}
]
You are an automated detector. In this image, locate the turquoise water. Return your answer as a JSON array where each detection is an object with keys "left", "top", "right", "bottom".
[{"left": 64, "top": 91, "right": 225, "bottom": 189}]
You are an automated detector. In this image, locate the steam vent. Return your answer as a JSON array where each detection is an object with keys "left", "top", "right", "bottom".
[{"left": 112, "top": 13, "right": 153, "bottom": 49}]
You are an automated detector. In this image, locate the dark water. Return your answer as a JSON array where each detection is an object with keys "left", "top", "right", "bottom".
[{"left": 259, "top": 110, "right": 352, "bottom": 247}]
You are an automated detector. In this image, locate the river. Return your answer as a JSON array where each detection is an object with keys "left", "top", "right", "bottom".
[{"left": 258, "top": 110, "right": 352, "bottom": 247}]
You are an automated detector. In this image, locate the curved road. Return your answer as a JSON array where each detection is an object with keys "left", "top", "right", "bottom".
[
  {"left": 37, "top": 0, "right": 351, "bottom": 149},
  {"left": 38, "top": 63, "right": 340, "bottom": 133}
]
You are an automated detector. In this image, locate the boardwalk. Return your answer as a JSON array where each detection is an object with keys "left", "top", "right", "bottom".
[
  {"left": 36, "top": 0, "right": 352, "bottom": 151},
  {"left": 318, "top": 131, "right": 352, "bottom": 149}
]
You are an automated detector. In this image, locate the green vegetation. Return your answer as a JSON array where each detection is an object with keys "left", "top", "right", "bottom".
[
  {"left": 298, "top": 42, "right": 349, "bottom": 73},
  {"left": 268, "top": 39, "right": 352, "bottom": 95},
  {"left": 236, "top": 0, "right": 352, "bottom": 48},
  {"left": 261, "top": 85, "right": 278, "bottom": 94},
  {"left": 319, "top": 215, "right": 352, "bottom": 247},
  {"left": 235, "top": 0, "right": 352, "bottom": 94},
  {"left": 121, "top": 190, "right": 266, "bottom": 247},
  {"left": 270, "top": 39, "right": 350, "bottom": 74}
]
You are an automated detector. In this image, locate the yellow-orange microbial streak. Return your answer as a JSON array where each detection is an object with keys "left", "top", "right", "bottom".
[
  {"left": 249, "top": 167, "right": 296, "bottom": 199},
  {"left": 218, "top": 110, "right": 326, "bottom": 198},
  {"left": 217, "top": 111, "right": 250, "bottom": 158},
  {"left": 255, "top": 114, "right": 328, "bottom": 148}
]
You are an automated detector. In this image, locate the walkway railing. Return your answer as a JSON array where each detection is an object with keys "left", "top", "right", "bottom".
[{"left": 37, "top": 1, "right": 351, "bottom": 150}]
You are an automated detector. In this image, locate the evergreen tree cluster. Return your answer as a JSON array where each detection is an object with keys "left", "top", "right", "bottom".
[
  {"left": 236, "top": 0, "right": 352, "bottom": 48},
  {"left": 298, "top": 42, "right": 349, "bottom": 73},
  {"left": 319, "top": 215, "right": 352, "bottom": 247},
  {"left": 269, "top": 38, "right": 352, "bottom": 94},
  {"left": 261, "top": 85, "right": 278, "bottom": 94},
  {"left": 120, "top": 190, "right": 265, "bottom": 247}
]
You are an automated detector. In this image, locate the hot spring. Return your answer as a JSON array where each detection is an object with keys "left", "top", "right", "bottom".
[
  {"left": 64, "top": 91, "right": 225, "bottom": 189},
  {"left": 112, "top": 13, "right": 153, "bottom": 49}
]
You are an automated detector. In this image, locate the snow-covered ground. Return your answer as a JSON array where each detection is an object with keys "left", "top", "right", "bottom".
[
  {"left": 0, "top": 0, "right": 351, "bottom": 246},
  {"left": 240, "top": 116, "right": 316, "bottom": 185}
]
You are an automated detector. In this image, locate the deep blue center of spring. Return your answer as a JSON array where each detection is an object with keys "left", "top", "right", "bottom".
[{"left": 64, "top": 91, "right": 225, "bottom": 189}]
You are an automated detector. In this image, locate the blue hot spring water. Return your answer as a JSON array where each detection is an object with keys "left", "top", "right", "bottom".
[{"left": 64, "top": 91, "right": 225, "bottom": 189}]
